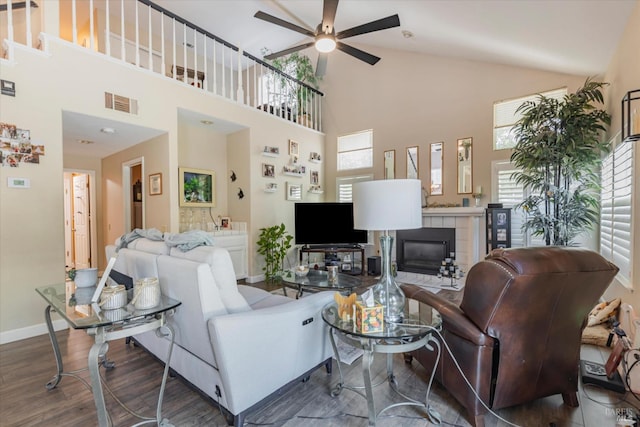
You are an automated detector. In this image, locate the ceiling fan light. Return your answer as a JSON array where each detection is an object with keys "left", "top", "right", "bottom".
[{"left": 315, "top": 35, "right": 336, "bottom": 53}]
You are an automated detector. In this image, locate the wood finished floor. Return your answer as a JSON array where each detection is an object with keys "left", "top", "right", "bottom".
[{"left": 1, "top": 282, "right": 637, "bottom": 426}]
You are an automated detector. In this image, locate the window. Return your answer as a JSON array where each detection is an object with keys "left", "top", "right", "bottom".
[
  {"left": 493, "top": 88, "right": 567, "bottom": 150},
  {"left": 492, "top": 160, "right": 545, "bottom": 247},
  {"left": 337, "top": 130, "right": 373, "bottom": 171},
  {"left": 336, "top": 174, "right": 373, "bottom": 203},
  {"left": 600, "top": 138, "right": 635, "bottom": 287}
]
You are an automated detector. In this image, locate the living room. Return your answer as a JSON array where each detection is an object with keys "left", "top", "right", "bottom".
[{"left": 0, "top": 0, "right": 639, "bottom": 425}]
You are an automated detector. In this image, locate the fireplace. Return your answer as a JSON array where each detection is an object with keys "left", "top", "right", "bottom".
[{"left": 396, "top": 228, "right": 456, "bottom": 275}]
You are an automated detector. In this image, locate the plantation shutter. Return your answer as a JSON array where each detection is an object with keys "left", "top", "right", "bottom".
[
  {"left": 492, "top": 161, "right": 545, "bottom": 247},
  {"left": 600, "top": 139, "right": 634, "bottom": 286},
  {"left": 336, "top": 174, "right": 373, "bottom": 203}
]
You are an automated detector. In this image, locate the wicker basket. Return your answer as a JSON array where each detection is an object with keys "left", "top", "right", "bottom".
[
  {"left": 132, "top": 277, "right": 160, "bottom": 309},
  {"left": 99, "top": 285, "right": 127, "bottom": 310}
]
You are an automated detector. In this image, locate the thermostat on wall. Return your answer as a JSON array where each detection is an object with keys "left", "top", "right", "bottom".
[{"left": 8, "top": 177, "right": 30, "bottom": 188}]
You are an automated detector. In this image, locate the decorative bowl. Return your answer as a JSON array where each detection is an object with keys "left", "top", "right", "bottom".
[
  {"left": 74, "top": 268, "right": 98, "bottom": 288},
  {"left": 294, "top": 265, "right": 310, "bottom": 277}
]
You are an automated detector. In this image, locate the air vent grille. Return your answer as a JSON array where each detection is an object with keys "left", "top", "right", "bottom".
[{"left": 104, "top": 92, "right": 138, "bottom": 115}]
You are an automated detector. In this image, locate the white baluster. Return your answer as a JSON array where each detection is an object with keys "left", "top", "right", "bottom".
[
  {"left": 89, "top": 0, "right": 94, "bottom": 50},
  {"left": 182, "top": 24, "right": 187, "bottom": 83},
  {"left": 172, "top": 18, "right": 176, "bottom": 79},
  {"left": 120, "top": 0, "right": 125, "bottom": 61},
  {"left": 213, "top": 40, "right": 217, "bottom": 95},
  {"left": 203, "top": 36, "right": 208, "bottom": 91},
  {"left": 135, "top": 0, "right": 140, "bottom": 66},
  {"left": 148, "top": 4, "right": 152, "bottom": 71},
  {"left": 193, "top": 29, "right": 198, "bottom": 87},
  {"left": 25, "top": 0, "right": 32, "bottom": 48},
  {"left": 105, "top": 0, "right": 110, "bottom": 56},
  {"left": 72, "top": 0, "right": 77, "bottom": 44},
  {"left": 237, "top": 49, "right": 243, "bottom": 103}
]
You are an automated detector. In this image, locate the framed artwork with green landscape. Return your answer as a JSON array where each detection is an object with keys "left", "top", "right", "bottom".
[{"left": 179, "top": 167, "right": 215, "bottom": 207}]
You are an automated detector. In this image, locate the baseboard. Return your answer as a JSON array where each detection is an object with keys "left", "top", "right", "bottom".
[{"left": 0, "top": 318, "right": 68, "bottom": 345}]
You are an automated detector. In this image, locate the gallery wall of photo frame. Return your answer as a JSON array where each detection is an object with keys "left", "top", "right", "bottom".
[
  {"left": 0, "top": 122, "right": 46, "bottom": 167},
  {"left": 261, "top": 139, "right": 323, "bottom": 197}
]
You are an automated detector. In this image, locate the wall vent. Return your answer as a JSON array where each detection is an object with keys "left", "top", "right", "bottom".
[{"left": 104, "top": 92, "right": 138, "bottom": 115}]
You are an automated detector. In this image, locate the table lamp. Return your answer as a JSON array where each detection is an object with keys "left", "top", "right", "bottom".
[{"left": 352, "top": 179, "right": 422, "bottom": 323}]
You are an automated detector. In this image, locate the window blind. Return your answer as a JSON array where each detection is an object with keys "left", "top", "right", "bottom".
[
  {"left": 600, "top": 139, "right": 634, "bottom": 286},
  {"left": 337, "top": 130, "right": 373, "bottom": 171},
  {"left": 493, "top": 88, "right": 566, "bottom": 150}
]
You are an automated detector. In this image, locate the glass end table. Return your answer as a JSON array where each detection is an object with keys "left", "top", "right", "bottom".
[
  {"left": 322, "top": 296, "right": 443, "bottom": 426},
  {"left": 281, "top": 269, "right": 364, "bottom": 298},
  {"left": 36, "top": 282, "right": 181, "bottom": 427}
]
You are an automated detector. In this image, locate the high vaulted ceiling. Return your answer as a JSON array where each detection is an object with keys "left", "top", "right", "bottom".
[
  {"left": 63, "top": 0, "right": 637, "bottom": 158},
  {"left": 153, "top": 0, "right": 637, "bottom": 77}
]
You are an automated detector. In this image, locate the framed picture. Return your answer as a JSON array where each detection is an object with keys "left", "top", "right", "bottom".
[
  {"left": 149, "top": 173, "right": 162, "bottom": 195},
  {"left": 310, "top": 170, "right": 319, "bottom": 185},
  {"left": 262, "top": 163, "right": 275, "bottom": 178},
  {"left": 289, "top": 139, "right": 299, "bottom": 156},
  {"left": 179, "top": 167, "right": 215, "bottom": 207},
  {"left": 496, "top": 228, "right": 507, "bottom": 241},
  {"left": 263, "top": 146, "right": 279, "bottom": 155},
  {"left": 221, "top": 216, "right": 231, "bottom": 229},
  {"left": 384, "top": 150, "right": 395, "bottom": 179},
  {"left": 407, "top": 146, "right": 419, "bottom": 179},
  {"left": 497, "top": 212, "right": 507, "bottom": 226},
  {"left": 286, "top": 182, "right": 302, "bottom": 201}
]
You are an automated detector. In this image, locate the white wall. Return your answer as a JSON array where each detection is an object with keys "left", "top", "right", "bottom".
[
  {"left": 0, "top": 36, "right": 322, "bottom": 341},
  {"left": 602, "top": 2, "right": 640, "bottom": 311},
  {"left": 320, "top": 46, "right": 588, "bottom": 206}
]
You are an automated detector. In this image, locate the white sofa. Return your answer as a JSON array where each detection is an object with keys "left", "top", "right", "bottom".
[{"left": 105, "top": 238, "right": 334, "bottom": 426}]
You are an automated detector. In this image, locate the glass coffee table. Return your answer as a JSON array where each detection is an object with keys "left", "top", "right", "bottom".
[
  {"left": 36, "top": 282, "right": 181, "bottom": 427},
  {"left": 322, "top": 296, "right": 443, "bottom": 426},
  {"left": 281, "top": 269, "right": 364, "bottom": 298}
]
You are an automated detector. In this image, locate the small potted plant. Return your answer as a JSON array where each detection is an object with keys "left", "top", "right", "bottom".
[{"left": 256, "top": 223, "right": 294, "bottom": 282}]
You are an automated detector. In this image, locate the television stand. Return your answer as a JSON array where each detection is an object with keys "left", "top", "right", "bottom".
[{"left": 300, "top": 245, "right": 365, "bottom": 276}]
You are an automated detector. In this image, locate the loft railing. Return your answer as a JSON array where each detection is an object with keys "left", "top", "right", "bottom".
[{"left": 0, "top": 0, "right": 323, "bottom": 130}]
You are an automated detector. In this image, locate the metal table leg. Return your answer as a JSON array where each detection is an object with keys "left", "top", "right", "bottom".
[
  {"left": 88, "top": 335, "right": 110, "bottom": 427},
  {"left": 44, "top": 305, "right": 63, "bottom": 390},
  {"left": 362, "top": 345, "right": 376, "bottom": 426}
]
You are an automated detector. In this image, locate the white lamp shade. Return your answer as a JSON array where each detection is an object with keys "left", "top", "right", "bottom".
[{"left": 352, "top": 179, "right": 423, "bottom": 231}]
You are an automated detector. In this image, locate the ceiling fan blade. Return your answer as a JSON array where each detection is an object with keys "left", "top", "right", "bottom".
[
  {"left": 321, "top": 0, "right": 339, "bottom": 33},
  {"left": 336, "top": 42, "right": 380, "bottom": 66},
  {"left": 254, "top": 11, "right": 315, "bottom": 38},
  {"left": 264, "top": 42, "right": 316, "bottom": 60},
  {"left": 336, "top": 14, "right": 400, "bottom": 40},
  {"left": 316, "top": 53, "right": 329, "bottom": 77}
]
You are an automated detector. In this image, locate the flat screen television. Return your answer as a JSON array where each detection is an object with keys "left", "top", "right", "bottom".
[{"left": 294, "top": 202, "right": 368, "bottom": 246}]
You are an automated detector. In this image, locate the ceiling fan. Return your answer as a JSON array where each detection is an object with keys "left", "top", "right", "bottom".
[{"left": 254, "top": 0, "right": 400, "bottom": 77}]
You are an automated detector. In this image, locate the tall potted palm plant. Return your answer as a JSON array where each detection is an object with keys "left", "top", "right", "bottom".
[{"left": 511, "top": 78, "right": 611, "bottom": 246}]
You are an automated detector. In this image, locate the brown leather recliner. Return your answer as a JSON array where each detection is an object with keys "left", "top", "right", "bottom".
[{"left": 402, "top": 247, "right": 619, "bottom": 427}]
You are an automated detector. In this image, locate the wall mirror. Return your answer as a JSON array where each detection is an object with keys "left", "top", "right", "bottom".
[
  {"left": 384, "top": 150, "right": 395, "bottom": 179},
  {"left": 430, "top": 142, "right": 443, "bottom": 195},
  {"left": 457, "top": 137, "right": 473, "bottom": 194},
  {"left": 406, "top": 146, "right": 419, "bottom": 179}
]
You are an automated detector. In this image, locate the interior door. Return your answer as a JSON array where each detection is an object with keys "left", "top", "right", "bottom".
[{"left": 73, "top": 174, "right": 90, "bottom": 269}]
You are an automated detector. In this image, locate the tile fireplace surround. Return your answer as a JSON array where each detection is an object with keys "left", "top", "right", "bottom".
[{"left": 392, "top": 207, "right": 484, "bottom": 274}]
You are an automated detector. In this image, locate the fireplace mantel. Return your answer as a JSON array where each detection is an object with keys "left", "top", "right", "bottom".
[
  {"left": 420, "top": 207, "right": 485, "bottom": 271},
  {"left": 422, "top": 207, "right": 484, "bottom": 217}
]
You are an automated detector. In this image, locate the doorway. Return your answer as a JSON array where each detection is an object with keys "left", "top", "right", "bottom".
[
  {"left": 122, "top": 157, "right": 145, "bottom": 233},
  {"left": 64, "top": 169, "right": 97, "bottom": 269}
]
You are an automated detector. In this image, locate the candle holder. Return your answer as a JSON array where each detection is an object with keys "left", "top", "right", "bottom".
[
  {"left": 438, "top": 255, "right": 464, "bottom": 288},
  {"left": 472, "top": 192, "right": 483, "bottom": 207}
]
